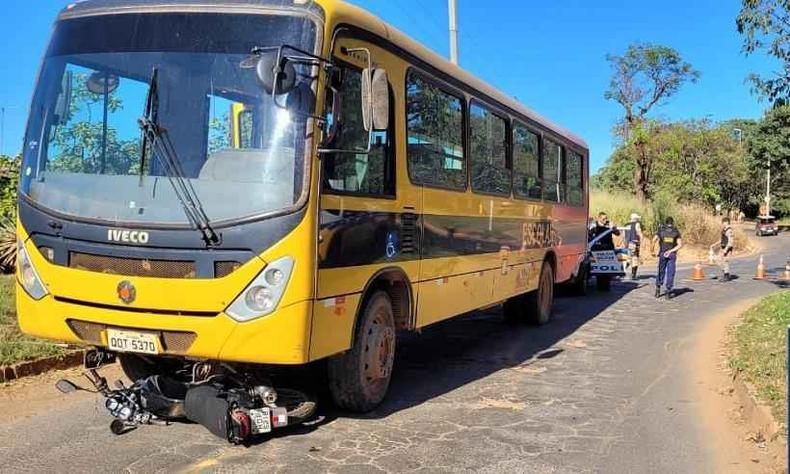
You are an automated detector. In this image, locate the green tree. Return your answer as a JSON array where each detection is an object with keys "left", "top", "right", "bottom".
[
  {"left": 737, "top": 0, "right": 790, "bottom": 102},
  {"left": 594, "top": 119, "right": 756, "bottom": 211},
  {"left": 48, "top": 73, "right": 140, "bottom": 175},
  {"left": 746, "top": 105, "right": 790, "bottom": 215},
  {"left": 604, "top": 43, "right": 700, "bottom": 201}
]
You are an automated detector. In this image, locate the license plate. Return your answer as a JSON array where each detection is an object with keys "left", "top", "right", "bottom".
[
  {"left": 592, "top": 250, "right": 617, "bottom": 260},
  {"left": 106, "top": 329, "right": 160, "bottom": 355},
  {"left": 248, "top": 407, "right": 272, "bottom": 434}
]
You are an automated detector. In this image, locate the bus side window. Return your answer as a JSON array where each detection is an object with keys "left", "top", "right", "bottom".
[
  {"left": 322, "top": 65, "right": 394, "bottom": 196},
  {"left": 541, "top": 138, "right": 562, "bottom": 203},
  {"left": 512, "top": 122, "right": 541, "bottom": 199},
  {"left": 469, "top": 101, "right": 510, "bottom": 196},
  {"left": 231, "top": 105, "right": 255, "bottom": 149},
  {"left": 406, "top": 71, "right": 466, "bottom": 190},
  {"left": 566, "top": 151, "right": 584, "bottom": 206}
]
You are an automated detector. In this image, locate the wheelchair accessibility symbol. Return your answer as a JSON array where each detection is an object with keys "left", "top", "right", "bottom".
[{"left": 386, "top": 232, "right": 398, "bottom": 259}]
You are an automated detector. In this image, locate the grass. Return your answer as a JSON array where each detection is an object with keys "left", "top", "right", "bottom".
[
  {"left": 0, "top": 274, "right": 65, "bottom": 366},
  {"left": 730, "top": 291, "right": 790, "bottom": 422},
  {"left": 590, "top": 190, "right": 748, "bottom": 251}
]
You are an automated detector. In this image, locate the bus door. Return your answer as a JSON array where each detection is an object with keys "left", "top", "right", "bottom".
[{"left": 311, "top": 37, "right": 419, "bottom": 359}]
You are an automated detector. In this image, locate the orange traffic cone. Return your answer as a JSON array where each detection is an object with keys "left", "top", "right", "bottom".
[
  {"left": 783, "top": 260, "right": 790, "bottom": 281},
  {"left": 754, "top": 255, "right": 766, "bottom": 280},
  {"left": 692, "top": 261, "right": 705, "bottom": 281}
]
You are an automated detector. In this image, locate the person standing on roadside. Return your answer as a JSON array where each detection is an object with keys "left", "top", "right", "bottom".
[
  {"left": 627, "top": 213, "right": 644, "bottom": 280},
  {"left": 652, "top": 217, "right": 683, "bottom": 299},
  {"left": 710, "top": 217, "right": 735, "bottom": 282}
]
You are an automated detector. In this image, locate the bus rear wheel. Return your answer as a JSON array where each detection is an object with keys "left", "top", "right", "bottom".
[
  {"left": 328, "top": 291, "right": 396, "bottom": 413},
  {"left": 569, "top": 263, "right": 589, "bottom": 296},
  {"left": 526, "top": 263, "right": 554, "bottom": 325},
  {"left": 504, "top": 262, "right": 554, "bottom": 325}
]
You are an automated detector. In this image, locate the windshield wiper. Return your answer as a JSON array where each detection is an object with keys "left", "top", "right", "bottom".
[{"left": 138, "top": 67, "right": 221, "bottom": 246}]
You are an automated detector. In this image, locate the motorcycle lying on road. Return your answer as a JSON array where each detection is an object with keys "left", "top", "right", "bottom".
[{"left": 56, "top": 349, "right": 317, "bottom": 445}]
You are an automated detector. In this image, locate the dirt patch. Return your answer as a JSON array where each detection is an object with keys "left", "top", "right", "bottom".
[
  {"left": 0, "top": 363, "right": 124, "bottom": 425},
  {"left": 466, "top": 397, "right": 527, "bottom": 411},
  {"left": 690, "top": 298, "right": 786, "bottom": 473},
  {"left": 0, "top": 351, "right": 84, "bottom": 383}
]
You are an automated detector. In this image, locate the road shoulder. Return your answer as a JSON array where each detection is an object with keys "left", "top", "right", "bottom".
[{"left": 690, "top": 297, "right": 786, "bottom": 473}]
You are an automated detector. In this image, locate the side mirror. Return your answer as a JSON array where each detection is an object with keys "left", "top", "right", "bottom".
[
  {"left": 371, "top": 68, "right": 390, "bottom": 131},
  {"left": 255, "top": 51, "right": 297, "bottom": 95},
  {"left": 84, "top": 348, "right": 116, "bottom": 370},
  {"left": 360, "top": 68, "right": 390, "bottom": 131},
  {"left": 86, "top": 72, "right": 119, "bottom": 95}
]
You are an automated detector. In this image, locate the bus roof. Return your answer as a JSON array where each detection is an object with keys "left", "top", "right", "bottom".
[
  {"left": 58, "top": 0, "right": 587, "bottom": 150},
  {"left": 321, "top": 0, "right": 588, "bottom": 150}
]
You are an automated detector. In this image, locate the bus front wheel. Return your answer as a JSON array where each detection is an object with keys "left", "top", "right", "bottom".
[{"left": 328, "top": 291, "right": 396, "bottom": 413}]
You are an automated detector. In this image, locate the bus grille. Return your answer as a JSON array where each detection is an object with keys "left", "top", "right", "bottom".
[
  {"left": 214, "top": 261, "right": 242, "bottom": 278},
  {"left": 70, "top": 252, "right": 197, "bottom": 279},
  {"left": 66, "top": 319, "right": 197, "bottom": 354}
]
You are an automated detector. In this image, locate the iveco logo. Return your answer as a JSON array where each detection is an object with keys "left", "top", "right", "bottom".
[
  {"left": 107, "top": 229, "right": 150, "bottom": 244},
  {"left": 117, "top": 281, "right": 136, "bottom": 304}
]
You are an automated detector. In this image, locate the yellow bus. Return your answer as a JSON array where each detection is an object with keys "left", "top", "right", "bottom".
[{"left": 17, "top": 0, "right": 588, "bottom": 413}]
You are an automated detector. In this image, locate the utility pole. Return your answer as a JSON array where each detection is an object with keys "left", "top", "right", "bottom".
[
  {"left": 766, "top": 163, "right": 771, "bottom": 216},
  {"left": 0, "top": 106, "right": 5, "bottom": 157},
  {"left": 448, "top": 0, "right": 458, "bottom": 65}
]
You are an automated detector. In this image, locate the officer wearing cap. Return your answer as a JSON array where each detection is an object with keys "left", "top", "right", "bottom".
[
  {"left": 710, "top": 217, "right": 735, "bottom": 282},
  {"left": 652, "top": 217, "right": 683, "bottom": 299},
  {"left": 627, "top": 213, "right": 643, "bottom": 280}
]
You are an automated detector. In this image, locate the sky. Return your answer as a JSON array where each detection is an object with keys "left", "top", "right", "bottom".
[{"left": 0, "top": 0, "right": 777, "bottom": 171}]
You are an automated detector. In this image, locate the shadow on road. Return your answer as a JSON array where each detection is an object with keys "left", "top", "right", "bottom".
[
  {"left": 294, "top": 279, "right": 644, "bottom": 428},
  {"left": 671, "top": 288, "right": 695, "bottom": 297},
  {"left": 226, "top": 278, "right": 645, "bottom": 446}
]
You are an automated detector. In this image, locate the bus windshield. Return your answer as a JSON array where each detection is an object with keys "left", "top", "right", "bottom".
[{"left": 21, "top": 12, "right": 317, "bottom": 226}]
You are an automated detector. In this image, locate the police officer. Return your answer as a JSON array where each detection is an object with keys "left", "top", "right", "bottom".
[
  {"left": 589, "top": 212, "right": 620, "bottom": 251},
  {"left": 627, "top": 213, "right": 644, "bottom": 280},
  {"left": 710, "top": 217, "right": 735, "bottom": 282},
  {"left": 652, "top": 217, "right": 683, "bottom": 299}
]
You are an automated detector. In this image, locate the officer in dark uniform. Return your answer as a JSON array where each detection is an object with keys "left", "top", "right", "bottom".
[
  {"left": 589, "top": 212, "right": 620, "bottom": 251},
  {"left": 652, "top": 217, "right": 683, "bottom": 299}
]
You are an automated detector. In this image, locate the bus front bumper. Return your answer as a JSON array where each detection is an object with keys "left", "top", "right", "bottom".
[{"left": 16, "top": 283, "right": 313, "bottom": 365}]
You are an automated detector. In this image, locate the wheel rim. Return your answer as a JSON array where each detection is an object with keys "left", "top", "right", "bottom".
[{"left": 362, "top": 307, "right": 395, "bottom": 397}]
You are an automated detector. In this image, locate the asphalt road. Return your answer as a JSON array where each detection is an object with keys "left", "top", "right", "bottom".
[{"left": 0, "top": 233, "right": 788, "bottom": 473}]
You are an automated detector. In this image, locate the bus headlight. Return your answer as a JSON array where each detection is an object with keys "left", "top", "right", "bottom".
[
  {"left": 226, "top": 256, "right": 294, "bottom": 322},
  {"left": 17, "top": 239, "right": 48, "bottom": 300}
]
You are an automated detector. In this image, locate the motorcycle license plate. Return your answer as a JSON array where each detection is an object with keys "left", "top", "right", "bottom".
[
  {"left": 106, "top": 329, "right": 160, "bottom": 355},
  {"left": 249, "top": 407, "right": 272, "bottom": 434}
]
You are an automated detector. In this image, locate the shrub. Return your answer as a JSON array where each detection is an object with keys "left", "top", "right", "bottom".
[
  {"left": 0, "top": 218, "right": 14, "bottom": 273},
  {"left": 590, "top": 190, "right": 746, "bottom": 251},
  {"left": 0, "top": 155, "right": 19, "bottom": 220}
]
